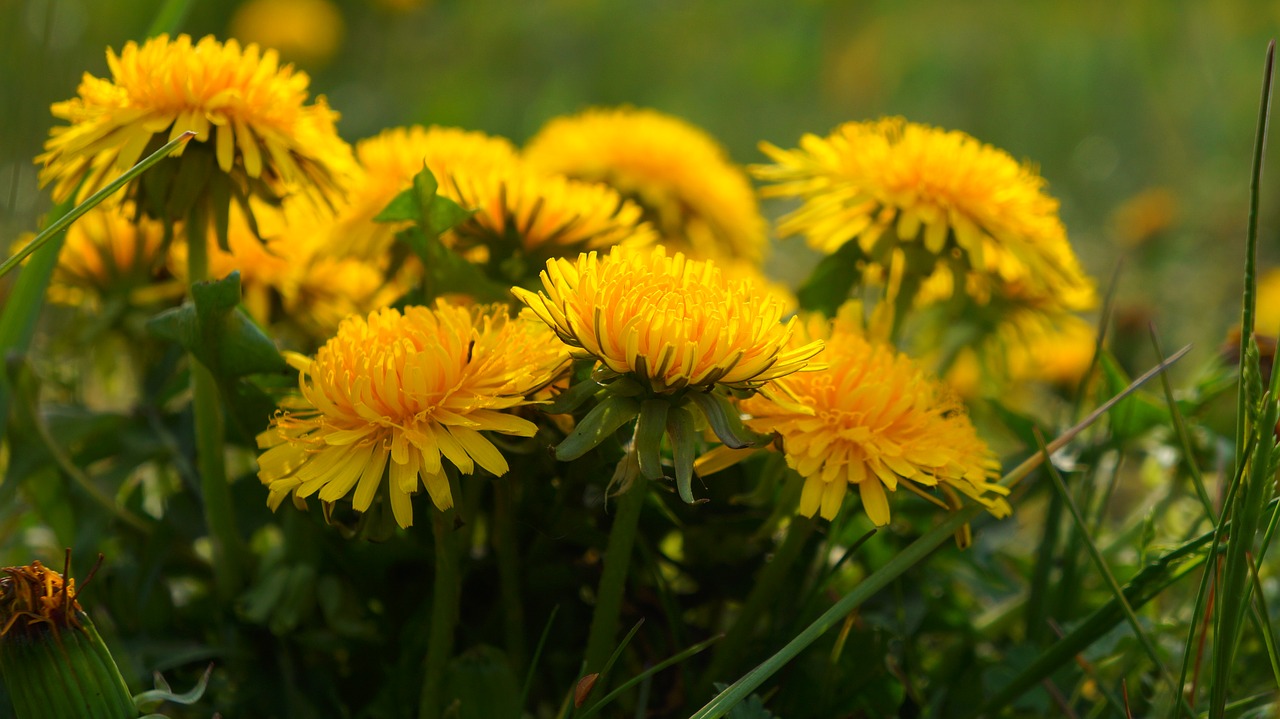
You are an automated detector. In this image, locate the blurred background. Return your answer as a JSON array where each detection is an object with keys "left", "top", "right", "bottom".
[{"left": 3, "top": 0, "right": 1279, "bottom": 373}]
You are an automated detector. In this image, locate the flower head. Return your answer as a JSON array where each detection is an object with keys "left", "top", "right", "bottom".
[
  {"left": 442, "top": 163, "right": 656, "bottom": 275},
  {"left": 754, "top": 117, "right": 1094, "bottom": 313},
  {"left": 335, "top": 125, "right": 520, "bottom": 261},
  {"left": 49, "top": 204, "right": 167, "bottom": 304},
  {"left": 229, "top": 0, "right": 345, "bottom": 67},
  {"left": 525, "top": 107, "right": 767, "bottom": 262},
  {"left": 514, "top": 245, "right": 822, "bottom": 395},
  {"left": 741, "top": 305, "right": 1008, "bottom": 526},
  {"left": 38, "top": 33, "right": 353, "bottom": 219},
  {"left": 257, "top": 301, "right": 570, "bottom": 528}
]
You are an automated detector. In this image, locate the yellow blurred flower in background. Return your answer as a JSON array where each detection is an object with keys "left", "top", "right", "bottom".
[
  {"left": 514, "top": 245, "right": 822, "bottom": 395},
  {"left": 229, "top": 0, "right": 345, "bottom": 67},
  {"left": 38, "top": 33, "right": 353, "bottom": 220},
  {"left": 257, "top": 301, "right": 570, "bottom": 528},
  {"left": 754, "top": 117, "right": 1095, "bottom": 315},
  {"left": 741, "top": 305, "right": 1008, "bottom": 526},
  {"left": 525, "top": 106, "right": 768, "bottom": 263},
  {"left": 1109, "top": 187, "right": 1178, "bottom": 249},
  {"left": 944, "top": 312, "right": 1098, "bottom": 399},
  {"left": 48, "top": 205, "right": 168, "bottom": 306}
]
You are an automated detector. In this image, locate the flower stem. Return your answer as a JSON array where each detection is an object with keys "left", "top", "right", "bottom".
[
  {"left": 583, "top": 476, "right": 647, "bottom": 674},
  {"left": 185, "top": 202, "right": 244, "bottom": 600},
  {"left": 697, "top": 514, "right": 816, "bottom": 694},
  {"left": 420, "top": 487, "right": 462, "bottom": 719},
  {"left": 494, "top": 476, "right": 527, "bottom": 672}
]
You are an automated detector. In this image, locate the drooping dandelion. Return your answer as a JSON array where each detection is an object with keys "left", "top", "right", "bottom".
[
  {"left": 754, "top": 117, "right": 1094, "bottom": 315},
  {"left": 38, "top": 33, "right": 353, "bottom": 224},
  {"left": 47, "top": 204, "right": 168, "bottom": 306},
  {"left": 514, "top": 245, "right": 823, "bottom": 501},
  {"left": 525, "top": 107, "right": 767, "bottom": 263},
  {"left": 736, "top": 305, "right": 1008, "bottom": 526},
  {"left": 256, "top": 301, "right": 570, "bottom": 529}
]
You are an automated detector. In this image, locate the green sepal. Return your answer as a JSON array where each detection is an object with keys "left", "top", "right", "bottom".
[
  {"left": 634, "top": 399, "right": 670, "bottom": 481},
  {"left": 147, "top": 271, "right": 288, "bottom": 377},
  {"left": 689, "top": 391, "right": 769, "bottom": 450},
  {"left": 666, "top": 404, "right": 698, "bottom": 504},
  {"left": 601, "top": 375, "right": 647, "bottom": 397},
  {"left": 796, "top": 238, "right": 863, "bottom": 316},
  {"left": 555, "top": 395, "right": 641, "bottom": 461},
  {"left": 542, "top": 378, "right": 603, "bottom": 415}
]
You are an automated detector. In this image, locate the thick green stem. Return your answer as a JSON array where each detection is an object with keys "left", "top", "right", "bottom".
[
  {"left": 583, "top": 477, "right": 647, "bottom": 674},
  {"left": 186, "top": 203, "right": 244, "bottom": 600},
  {"left": 494, "top": 476, "right": 527, "bottom": 672},
  {"left": 420, "top": 498, "right": 462, "bottom": 719},
  {"left": 698, "top": 514, "right": 816, "bottom": 693}
]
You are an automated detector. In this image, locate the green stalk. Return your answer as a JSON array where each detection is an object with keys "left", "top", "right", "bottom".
[
  {"left": 185, "top": 200, "right": 244, "bottom": 599},
  {"left": 583, "top": 477, "right": 647, "bottom": 674},
  {"left": 494, "top": 476, "right": 527, "bottom": 672},
  {"left": 698, "top": 514, "right": 816, "bottom": 693},
  {"left": 420, "top": 495, "right": 462, "bottom": 719}
]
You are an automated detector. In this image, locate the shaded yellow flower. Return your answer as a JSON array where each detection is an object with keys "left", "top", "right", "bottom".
[
  {"left": 513, "top": 245, "right": 822, "bottom": 395},
  {"left": 230, "top": 0, "right": 345, "bottom": 67},
  {"left": 443, "top": 163, "right": 656, "bottom": 274},
  {"left": 1109, "top": 187, "right": 1178, "bottom": 249},
  {"left": 754, "top": 117, "right": 1094, "bottom": 313},
  {"left": 256, "top": 301, "right": 570, "bottom": 528},
  {"left": 49, "top": 204, "right": 167, "bottom": 304},
  {"left": 1256, "top": 268, "right": 1280, "bottom": 337},
  {"left": 525, "top": 107, "right": 767, "bottom": 263},
  {"left": 945, "top": 313, "right": 1098, "bottom": 398},
  {"left": 335, "top": 125, "right": 520, "bottom": 261},
  {"left": 38, "top": 33, "right": 353, "bottom": 216},
  {"left": 740, "top": 305, "right": 1008, "bottom": 526}
]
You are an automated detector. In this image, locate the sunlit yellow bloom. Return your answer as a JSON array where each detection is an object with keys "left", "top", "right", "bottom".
[
  {"left": 444, "top": 163, "right": 656, "bottom": 273},
  {"left": 230, "top": 0, "right": 345, "bottom": 67},
  {"left": 514, "top": 245, "right": 823, "bottom": 394},
  {"left": 741, "top": 305, "right": 1008, "bottom": 526},
  {"left": 256, "top": 301, "right": 570, "bottom": 528},
  {"left": 38, "top": 33, "right": 352, "bottom": 214},
  {"left": 945, "top": 313, "right": 1098, "bottom": 398},
  {"left": 755, "top": 117, "right": 1094, "bottom": 313},
  {"left": 525, "top": 107, "right": 766, "bottom": 263},
  {"left": 335, "top": 125, "right": 520, "bottom": 261},
  {"left": 49, "top": 204, "right": 167, "bottom": 303}
]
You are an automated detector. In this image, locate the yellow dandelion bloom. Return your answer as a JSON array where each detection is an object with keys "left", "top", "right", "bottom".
[
  {"left": 38, "top": 33, "right": 353, "bottom": 213},
  {"left": 742, "top": 306, "right": 1009, "bottom": 526},
  {"left": 443, "top": 163, "right": 656, "bottom": 273},
  {"left": 50, "top": 204, "right": 167, "bottom": 303},
  {"left": 525, "top": 106, "right": 767, "bottom": 263},
  {"left": 755, "top": 117, "right": 1094, "bottom": 313},
  {"left": 513, "top": 245, "right": 822, "bottom": 394},
  {"left": 256, "top": 301, "right": 570, "bottom": 528},
  {"left": 335, "top": 125, "right": 520, "bottom": 261},
  {"left": 945, "top": 313, "right": 1098, "bottom": 398},
  {"left": 230, "top": 0, "right": 345, "bottom": 67}
]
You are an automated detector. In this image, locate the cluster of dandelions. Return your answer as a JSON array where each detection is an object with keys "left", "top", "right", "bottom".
[{"left": 33, "top": 32, "right": 1099, "bottom": 534}]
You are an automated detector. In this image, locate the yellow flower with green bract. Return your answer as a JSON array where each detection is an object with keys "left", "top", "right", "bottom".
[
  {"left": 514, "top": 245, "right": 824, "bottom": 502},
  {"left": 736, "top": 306, "right": 1008, "bottom": 527},
  {"left": 754, "top": 117, "right": 1094, "bottom": 314},
  {"left": 525, "top": 106, "right": 768, "bottom": 263},
  {"left": 48, "top": 203, "right": 167, "bottom": 305},
  {"left": 38, "top": 33, "right": 353, "bottom": 225},
  {"left": 256, "top": 301, "right": 570, "bottom": 529}
]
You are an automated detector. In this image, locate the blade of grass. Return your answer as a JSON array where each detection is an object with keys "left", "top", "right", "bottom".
[
  {"left": 1038, "top": 430, "right": 1195, "bottom": 717},
  {"left": 0, "top": 132, "right": 195, "bottom": 280},
  {"left": 567, "top": 619, "right": 644, "bottom": 719},
  {"left": 1245, "top": 554, "right": 1280, "bottom": 692},
  {"left": 692, "top": 346, "right": 1189, "bottom": 719},
  {"left": 579, "top": 635, "right": 722, "bottom": 719},
  {"left": 519, "top": 605, "right": 560, "bottom": 713},
  {"left": 146, "top": 0, "right": 195, "bottom": 37},
  {"left": 1148, "top": 326, "right": 1217, "bottom": 519}
]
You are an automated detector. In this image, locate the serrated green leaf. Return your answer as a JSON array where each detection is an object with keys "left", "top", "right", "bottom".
[
  {"left": 146, "top": 271, "right": 287, "bottom": 377},
  {"left": 374, "top": 187, "right": 419, "bottom": 223}
]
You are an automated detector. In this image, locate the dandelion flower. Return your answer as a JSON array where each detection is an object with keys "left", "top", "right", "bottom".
[
  {"left": 755, "top": 117, "right": 1094, "bottom": 313},
  {"left": 513, "top": 245, "right": 821, "bottom": 395},
  {"left": 38, "top": 33, "right": 353, "bottom": 219},
  {"left": 49, "top": 204, "right": 167, "bottom": 304},
  {"left": 525, "top": 107, "right": 767, "bottom": 263},
  {"left": 256, "top": 301, "right": 570, "bottom": 528},
  {"left": 741, "top": 305, "right": 1008, "bottom": 526},
  {"left": 443, "top": 163, "right": 656, "bottom": 278},
  {"left": 229, "top": 0, "right": 345, "bottom": 67},
  {"left": 336, "top": 125, "right": 520, "bottom": 261}
]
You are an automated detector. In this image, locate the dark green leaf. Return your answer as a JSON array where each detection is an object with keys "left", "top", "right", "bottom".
[
  {"left": 555, "top": 395, "right": 641, "bottom": 461},
  {"left": 147, "top": 271, "right": 287, "bottom": 377}
]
